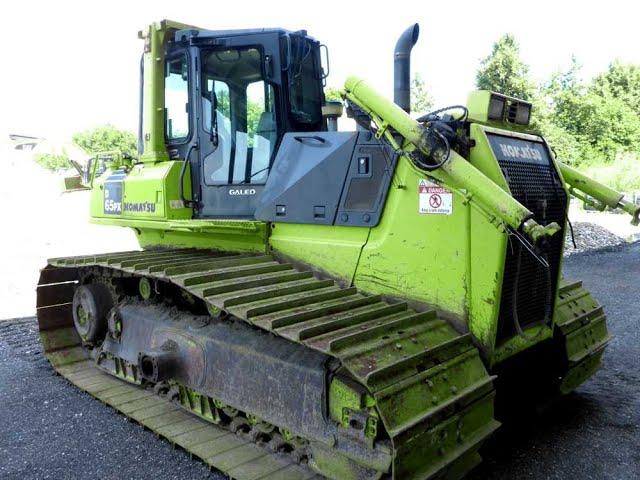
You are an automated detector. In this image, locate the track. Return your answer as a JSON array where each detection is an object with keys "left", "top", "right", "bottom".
[{"left": 35, "top": 248, "right": 499, "bottom": 480}]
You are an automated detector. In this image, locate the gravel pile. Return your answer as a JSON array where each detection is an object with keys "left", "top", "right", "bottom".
[{"left": 564, "top": 221, "right": 626, "bottom": 256}]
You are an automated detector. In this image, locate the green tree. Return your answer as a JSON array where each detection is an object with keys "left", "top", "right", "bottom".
[
  {"left": 246, "top": 99, "right": 264, "bottom": 147},
  {"left": 537, "top": 59, "right": 640, "bottom": 162},
  {"left": 72, "top": 125, "right": 137, "bottom": 157},
  {"left": 410, "top": 73, "right": 434, "bottom": 114},
  {"left": 591, "top": 60, "right": 640, "bottom": 115},
  {"left": 528, "top": 56, "right": 640, "bottom": 166},
  {"left": 547, "top": 56, "right": 583, "bottom": 95},
  {"left": 476, "top": 34, "right": 535, "bottom": 100},
  {"left": 533, "top": 57, "right": 586, "bottom": 165},
  {"left": 554, "top": 90, "right": 640, "bottom": 162}
]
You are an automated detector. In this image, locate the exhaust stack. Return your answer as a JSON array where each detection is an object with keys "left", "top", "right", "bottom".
[{"left": 394, "top": 24, "right": 420, "bottom": 113}]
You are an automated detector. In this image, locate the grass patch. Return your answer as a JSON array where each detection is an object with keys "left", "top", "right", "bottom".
[{"left": 581, "top": 153, "right": 640, "bottom": 193}]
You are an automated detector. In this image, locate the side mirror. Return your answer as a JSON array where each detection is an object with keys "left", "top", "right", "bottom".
[
  {"left": 61, "top": 158, "right": 91, "bottom": 193},
  {"left": 62, "top": 174, "right": 89, "bottom": 193}
]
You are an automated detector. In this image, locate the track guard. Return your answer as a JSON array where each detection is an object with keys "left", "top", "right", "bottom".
[{"left": 554, "top": 279, "right": 610, "bottom": 394}]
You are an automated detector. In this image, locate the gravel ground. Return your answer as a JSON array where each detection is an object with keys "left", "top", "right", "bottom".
[
  {"left": 0, "top": 244, "right": 638, "bottom": 479},
  {"left": 564, "top": 221, "right": 627, "bottom": 256},
  {"left": 470, "top": 241, "right": 640, "bottom": 479},
  {"left": 0, "top": 320, "right": 222, "bottom": 480}
]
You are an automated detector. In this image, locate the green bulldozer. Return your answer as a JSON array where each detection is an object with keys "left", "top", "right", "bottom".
[{"left": 36, "top": 20, "right": 640, "bottom": 479}]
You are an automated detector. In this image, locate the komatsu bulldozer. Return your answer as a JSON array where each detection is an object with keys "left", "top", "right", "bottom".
[{"left": 36, "top": 20, "right": 640, "bottom": 480}]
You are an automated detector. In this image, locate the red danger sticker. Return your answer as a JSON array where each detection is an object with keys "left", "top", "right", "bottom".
[{"left": 418, "top": 179, "right": 452, "bottom": 215}]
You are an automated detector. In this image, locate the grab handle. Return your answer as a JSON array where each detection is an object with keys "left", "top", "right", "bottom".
[
  {"left": 179, "top": 143, "right": 198, "bottom": 208},
  {"left": 294, "top": 135, "right": 326, "bottom": 145}
]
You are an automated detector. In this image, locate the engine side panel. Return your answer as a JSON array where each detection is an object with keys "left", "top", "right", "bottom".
[{"left": 352, "top": 155, "right": 473, "bottom": 320}]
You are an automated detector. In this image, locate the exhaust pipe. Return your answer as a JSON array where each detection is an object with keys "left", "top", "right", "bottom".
[{"left": 394, "top": 24, "right": 420, "bottom": 113}]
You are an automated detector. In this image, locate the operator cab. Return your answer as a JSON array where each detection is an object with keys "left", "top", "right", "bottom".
[{"left": 158, "top": 28, "right": 327, "bottom": 218}]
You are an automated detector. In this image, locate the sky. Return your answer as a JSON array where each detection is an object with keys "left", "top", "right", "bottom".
[{"left": 2, "top": 0, "right": 640, "bottom": 143}]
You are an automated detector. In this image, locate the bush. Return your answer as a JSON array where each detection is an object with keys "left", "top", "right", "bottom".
[
  {"left": 33, "top": 152, "right": 70, "bottom": 171},
  {"left": 539, "top": 121, "right": 585, "bottom": 166},
  {"left": 72, "top": 125, "right": 137, "bottom": 157}
]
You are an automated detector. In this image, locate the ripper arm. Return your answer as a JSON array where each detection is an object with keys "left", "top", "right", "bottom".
[{"left": 558, "top": 162, "right": 640, "bottom": 226}]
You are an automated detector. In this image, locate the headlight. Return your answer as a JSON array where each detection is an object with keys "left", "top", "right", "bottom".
[
  {"left": 514, "top": 102, "right": 531, "bottom": 125},
  {"left": 488, "top": 94, "right": 506, "bottom": 121}
]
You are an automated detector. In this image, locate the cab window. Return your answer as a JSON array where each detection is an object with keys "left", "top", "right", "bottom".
[
  {"left": 201, "top": 48, "right": 278, "bottom": 186},
  {"left": 286, "top": 37, "right": 322, "bottom": 127},
  {"left": 165, "top": 55, "right": 189, "bottom": 141}
]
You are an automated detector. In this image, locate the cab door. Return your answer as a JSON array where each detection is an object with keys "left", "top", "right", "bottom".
[{"left": 193, "top": 34, "right": 282, "bottom": 218}]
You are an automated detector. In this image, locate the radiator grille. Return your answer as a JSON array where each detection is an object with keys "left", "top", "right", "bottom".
[{"left": 496, "top": 158, "right": 567, "bottom": 343}]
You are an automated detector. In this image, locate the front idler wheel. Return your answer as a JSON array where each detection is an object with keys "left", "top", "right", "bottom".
[{"left": 72, "top": 283, "right": 113, "bottom": 345}]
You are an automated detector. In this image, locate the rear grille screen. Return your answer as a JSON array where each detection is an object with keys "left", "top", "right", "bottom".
[{"left": 486, "top": 133, "right": 567, "bottom": 344}]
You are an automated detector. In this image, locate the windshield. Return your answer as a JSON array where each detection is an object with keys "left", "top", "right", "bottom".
[{"left": 201, "top": 47, "right": 278, "bottom": 185}]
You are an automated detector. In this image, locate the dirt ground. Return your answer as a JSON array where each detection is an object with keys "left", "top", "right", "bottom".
[{"left": 470, "top": 243, "right": 640, "bottom": 479}]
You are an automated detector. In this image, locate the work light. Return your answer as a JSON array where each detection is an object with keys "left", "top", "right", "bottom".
[{"left": 488, "top": 94, "right": 506, "bottom": 120}]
